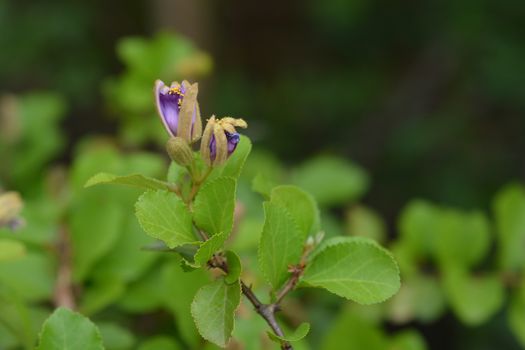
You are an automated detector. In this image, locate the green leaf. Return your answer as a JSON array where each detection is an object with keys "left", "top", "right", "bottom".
[
  {"left": 79, "top": 277, "right": 125, "bottom": 316},
  {"left": 135, "top": 190, "right": 197, "bottom": 248},
  {"left": 118, "top": 267, "right": 165, "bottom": 313},
  {"left": 36, "top": 307, "right": 104, "bottom": 350},
  {"left": 193, "top": 232, "right": 228, "bottom": 267},
  {"left": 138, "top": 336, "right": 181, "bottom": 350},
  {"left": 271, "top": 185, "right": 319, "bottom": 237},
  {"left": 85, "top": 172, "right": 172, "bottom": 191},
  {"left": 267, "top": 322, "right": 310, "bottom": 343},
  {"left": 0, "top": 293, "right": 49, "bottom": 350},
  {"left": 398, "top": 200, "right": 440, "bottom": 259},
  {"left": 302, "top": 237, "right": 400, "bottom": 304},
  {"left": 0, "top": 252, "right": 54, "bottom": 302},
  {"left": 193, "top": 177, "right": 236, "bottom": 236},
  {"left": 224, "top": 250, "right": 241, "bottom": 284},
  {"left": 98, "top": 322, "right": 135, "bottom": 350},
  {"left": 258, "top": 202, "right": 303, "bottom": 290},
  {"left": 321, "top": 312, "right": 388, "bottom": 350},
  {"left": 389, "top": 330, "right": 428, "bottom": 350},
  {"left": 509, "top": 282, "right": 525, "bottom": 347},
  {"left": 92, "top": 214, "right": 158, "bottom": 283},
  {"left": 251, "top": 173, "right": 275, "bottom": 198},
  {"left": 442, "top": 266, "right": 504, "bottom": 326},
  {"left": 162, "top": 261, "right": 209, "bottom": 348},
  {"left": 434, "top": 209, "right": 490, "bottom": 269},
  {"left": 167, "top": 161, "right": 188, "bottom": 183},
  {"left": 346, "top": 205, "right": 386, "bottom": 244},
  {"left": 210, "top": 135, "right": 252, "bottom": 180},
  {"left": 387, "top": 274, "right": 446, "bottom": 323},
  {"left": 0, "top": 239, "right": 26, "bottom": 262},
  {"left": 493, "top": 183, "right": 525, "bottom": 271},
  {"left": 7, "top": 93, "right": 65, "bottom": 188},
  {"left": 70, "top": 191, "right": 126, "bottom": 282},
  {"left": 191, "top": 278, "right": 241, "bottom": 348},
  {"left": 292, "top": 156, "right": 368, "bottom": 206}
]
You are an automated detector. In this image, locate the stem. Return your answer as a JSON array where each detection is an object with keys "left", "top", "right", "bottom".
[
  {"left": 241, "top": 282, "right": 292, "bottom": 350},
  {"left": 210, "top": 257, "right": 293, "bottom": 350},
  {"left": 186, "top": 166, "right": 213, "bottom": 205},
  {"left": 274, "top": 269, "right": 301, "bottom": 306},
  {"left": 274, "top": 244, "right": 312, "bottom": 305}
]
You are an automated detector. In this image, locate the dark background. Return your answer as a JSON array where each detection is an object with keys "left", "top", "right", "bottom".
[
  {"left": 1, "top": 1, "right": 524, "bottom": 348},
  {"left": 2, "top": 0, "right": 524, "bottom": 215}
]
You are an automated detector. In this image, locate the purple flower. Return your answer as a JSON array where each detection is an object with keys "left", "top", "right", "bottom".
[
  {"left": 210, "top": 132, "right": 240, "bottom": 161},
  {"left": 155, "top": 80, "right": 202, "bottom": 142},
  {"left": 200, "top": 116, "right": 247, "bottom": 166}
]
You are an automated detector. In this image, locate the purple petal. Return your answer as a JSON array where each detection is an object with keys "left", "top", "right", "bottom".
[
  {"left": 210, "top": 135, "right": 217, "bottom": 161},
  {"left": 155, "top": 80, "right": 184, "bottom": 136},
  {"left": 226, "top": 132, "right": 240, "bottom": 155},
  {"left": 208, "top": 131, "right": 240, "bottom": 163}
]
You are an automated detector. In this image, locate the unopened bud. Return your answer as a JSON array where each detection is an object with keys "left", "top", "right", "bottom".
[
  {"left": 200, "top": 115, "right": 247, "bottom": 167},
  {"left": 166, "top": 137, "right": 194, "bottom": 167}
]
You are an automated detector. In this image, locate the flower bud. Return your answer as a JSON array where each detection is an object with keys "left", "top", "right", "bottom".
[
  {"left": 155, "top": 80, "right": 202, "bottom": 143},
  {"left": 166, "top": 137, "right": 194, "bottom": 167},
  {"left": 0, "top": 191, "right": 24, "bottom": 230},
  {"left": 200, "top": 116, "right": 248, "bottom": 167}
]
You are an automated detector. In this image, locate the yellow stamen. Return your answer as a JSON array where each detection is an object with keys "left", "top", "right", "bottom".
[{"left": 168, "top": 86, "right": 184, "bottom": 96}]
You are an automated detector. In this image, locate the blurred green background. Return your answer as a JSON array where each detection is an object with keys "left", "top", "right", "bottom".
[{"left": 1, "top": 0, "right": 524, "bottom": 349}]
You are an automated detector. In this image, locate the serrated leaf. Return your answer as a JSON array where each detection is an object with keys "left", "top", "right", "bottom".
[
  {"left": 271, "top": 185, "right": 319, "bottom": 237},
  {"left": 135, "top": 190, "right": 197, "bottom": 248},
  {"left": 0, "top": 239, "right": 26, "bottom": 262},
  {"left": 258, "top": 202, "right": 303, "bottom": 290},
  {"left": 268, "top": 322, "right": 310, "bottom": 343},
  {"left": 193, "top": 177, "right": 236, "bottom": 236},
  {"left": 224, "top": 250, "right": 241, "bottom": 284},
  {"left": 302, "top": 237, "right": 400, "bottom": 304},
  {"left": 85, "top": 172, "right": 172, "bottom": 191},
  {"left": 36, "top": 307, "right": 104, "bottom": 350},
  {"left": 210, "top": 135, "right": 252, "bottom": 180},
  {"left": 193, "top": 232, "right": 228, "bottom": 267},
  {"left": 493, "top": 183, "right": 525, "bottom": 271},
  {"left": 191, "top": 279, "right": 241, "bottom": 348},
  {"left": 442, "top": 266, "right": 504, "bottom": 326}
]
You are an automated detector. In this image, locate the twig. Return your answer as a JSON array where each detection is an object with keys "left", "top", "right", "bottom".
[
  {"left": 209, "top": 255, "right": 293, "bottom": 350},
  {"left": 274, "top": 266, "right": 302, "bottom": 306},
  {"left": 186, "top": 166, "right": 213, "bottom": 205},
  {"left": 275, "top": 243, "right": 313, "bottom": 305}
]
